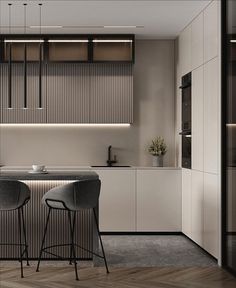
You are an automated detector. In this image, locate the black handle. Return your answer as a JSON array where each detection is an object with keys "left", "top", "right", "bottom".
[{"left": 179, "top": 130, "right": 191, "bottom": 136}]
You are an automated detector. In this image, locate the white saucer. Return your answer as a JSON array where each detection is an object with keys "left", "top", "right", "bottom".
[{"left": 28, "top": 170, "right": 48, "bottom": 174}]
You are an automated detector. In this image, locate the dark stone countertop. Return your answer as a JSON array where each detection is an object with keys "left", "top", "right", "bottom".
[{"left": 0, "top": 171, "right": 99, "bottom": 181}]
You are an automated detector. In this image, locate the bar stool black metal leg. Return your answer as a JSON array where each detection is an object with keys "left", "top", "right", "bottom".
[
  {"left": 18, "top": 209, "right": 24, "bottom": 278},
  {"left": 21, "top": 207, "right": 29, "bottom": 266},
  {"left": 36, "top": 208, "right": 51, "bottom": 272},
  {"left": 68, "top": 211, "right": 79, "bottom": 281},
  {"left": 93, "top": 208, "right": 109, "bottom": 274},
  {"left": 69, "top": 211, "right": 76, "bottom": 265}
]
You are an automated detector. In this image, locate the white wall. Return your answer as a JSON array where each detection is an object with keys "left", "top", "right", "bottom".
[{"left": 0, "top": 40, "right": 176, "bottom": 167}]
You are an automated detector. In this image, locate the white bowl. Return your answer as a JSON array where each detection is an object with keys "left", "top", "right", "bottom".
[{"left": 32, "top": 165, "right": 45, "bottom": 172}]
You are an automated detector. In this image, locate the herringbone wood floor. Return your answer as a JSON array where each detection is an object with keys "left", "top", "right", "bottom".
[{"left": 0, "top": 265, "right": 236, "bottom": 288}]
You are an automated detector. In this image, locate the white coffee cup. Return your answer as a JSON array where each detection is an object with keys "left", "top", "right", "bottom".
[{"left": 32, "top": 165, "right": 45, "bottom": 172}]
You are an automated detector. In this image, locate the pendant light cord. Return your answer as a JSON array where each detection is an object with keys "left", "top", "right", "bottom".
[
  {"left": 38, "top": 3, "right": 42, "bottom": 109},
  {"left": 8, "top": 3, "right": 12, "bottom": 109},
  {"left": 23, "top": 3, "right": 27, "bottom": 109}
]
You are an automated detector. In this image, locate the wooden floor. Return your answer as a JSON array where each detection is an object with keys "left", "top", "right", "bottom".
[{"left": 0, "top": 265, "right": 236, "bottom": 288}]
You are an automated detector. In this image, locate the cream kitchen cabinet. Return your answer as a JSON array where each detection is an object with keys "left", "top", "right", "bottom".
[
  {"left": 191, "top": 12, "right": 204, "bottom": 70},
  {"left": 203, "top": 172, "right": 219, "bottom": 258},
  {"left": 136, "top": 169, "right": 181, "bottom": 232},
  {"left": 178, "top": 25, "right": 192, "bottom": 75},
  {"left": 182, "top": 168, "right": 192, "bottom": 238},
  {"left": 192, "top": 65, "right": 204, "bottom": 171},
  {"left": 191, "top": 170, "right": 204, "bottom": 246},
  {"left": 203, "top": 57, "right": 219, "bottom": 174},
  {"left": 204, "top": 0, "right": 219, "bottom": 63},
  {"left": 95, "top": 169, "right": 136, "bottom": 232}
]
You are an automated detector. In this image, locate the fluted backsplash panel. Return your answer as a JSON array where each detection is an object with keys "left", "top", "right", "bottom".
[
  {"left": 0, "top": 63, "right": 133, "bottom": 123},
  {"left": 0, "top": 181, "right": 94, "bottom": 259}
]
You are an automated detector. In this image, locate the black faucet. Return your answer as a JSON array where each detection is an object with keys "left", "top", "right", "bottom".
[{"left": 107, "top": 145, "right": 117, "bottom": 167}]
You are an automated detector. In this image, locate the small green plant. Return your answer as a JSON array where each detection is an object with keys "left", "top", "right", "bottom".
[{"left": 148, "top": 136, "right": 167, "bottom": 156}]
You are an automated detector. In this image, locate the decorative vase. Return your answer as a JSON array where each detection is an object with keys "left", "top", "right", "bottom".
[{"left": 152, "top": 155, "right": 163, "bottom": 167}]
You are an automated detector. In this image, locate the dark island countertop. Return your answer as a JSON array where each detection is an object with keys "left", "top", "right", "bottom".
[{"left": 0, "top": 170, "right": 99, "bottom": 181}]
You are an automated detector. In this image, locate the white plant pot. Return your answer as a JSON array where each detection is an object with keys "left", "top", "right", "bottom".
[{"left": 152, "top": 155, "right": 163, "bottom": 167}]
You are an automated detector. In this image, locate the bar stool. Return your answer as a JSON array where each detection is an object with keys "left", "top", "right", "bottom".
[
  {"left": 0, "top": 180, "right": 31, "bottom": 278},
  {"left": 36, "top": 179, "right": 109, "bottom": 280}
]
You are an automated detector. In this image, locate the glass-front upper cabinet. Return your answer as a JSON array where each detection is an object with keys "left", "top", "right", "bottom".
[
  {"left": 92, "top": 35, "right": 134, "bottom": 63},
  {"left": 47, "top": 37, "right": 88, "bottom": 62},
  {"left": 3, "top": 38, "right": 44, "bottom": 62}
]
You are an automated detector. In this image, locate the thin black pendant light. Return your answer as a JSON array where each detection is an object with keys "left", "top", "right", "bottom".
[
  {"left": 38, "top": 3, "right": 42, "bottom": 109},
  {"left": 8, "top": 3, "right": 12, "bottom": 109},
  {"left": 23, "top": 3, "right": 27, "bottom": 109}
]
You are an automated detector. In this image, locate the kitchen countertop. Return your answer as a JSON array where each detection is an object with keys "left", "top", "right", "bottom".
[
  {"left": 0, "top": 166, "right": 181, "bottom": 171},
  {"left": 0, "top": 170, "right": 99, "bottom": 180}
]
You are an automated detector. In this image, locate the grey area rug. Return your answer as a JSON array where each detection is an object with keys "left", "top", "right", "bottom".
[{"left": 95, "top": 235, "right": 217, "bottom": 267}]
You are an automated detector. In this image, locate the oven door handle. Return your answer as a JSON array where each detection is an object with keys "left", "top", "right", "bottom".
[
  {"left": 179, "top": 84, "right": 191, "bottom": 89},
  {"left": 179, "top": 130, "right": 191, "bottom": 136}
]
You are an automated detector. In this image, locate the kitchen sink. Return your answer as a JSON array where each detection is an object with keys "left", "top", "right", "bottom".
[{"left": 91, "top": 165, "right": 131, "bottom": 168}]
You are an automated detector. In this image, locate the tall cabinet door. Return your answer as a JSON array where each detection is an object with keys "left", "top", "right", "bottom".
[
  {"left": 204, "top": 57, "right": 219, "bottom": 174},
  {"left": 0, "top": 64, "right": 47, "bottom": 123},
  {"left": 46, "top": 64, "right": 90, "bottom": 123},
  {"left": 182, "top": 168, "right": 192, "bottom": 237},
  {"left": 192, "top": 66, "right": 204, "bottom": 171},
  {"left": 90, "top": 64, "right": 133, "bottom": 123},
  {"left": 191, "top": 170, "right": 204, "bottom": 246},
  {"left": 203, "top": 172, "right": 219, "bottom": 258}
]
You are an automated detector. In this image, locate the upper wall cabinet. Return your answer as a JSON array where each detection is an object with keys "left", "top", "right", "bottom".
[
  {"left": 0, "top": 63, "right": 47, "bottom": 123},
  {"left": 179, "top": 25, "right": 192, "bottom": 75},
  {"left": 46, "top": 64, "right": 90, "bottom": 123},
  {"left": 90, "top": 64, "right": 133, "bottom": 123},
  {"left": 4, "top": 41, "right": 43, "bottom": 62},
  {"left": 204, "top": 1, "right": 219, "bottom": 62},
  {"left": 47, "top": 37, "right": 88, "bottom": 62},
  {"left": 92, "top": 36, "right": 133, "bottom": 62},
  {"left": 0, "top": 35, "right": 135, "bottom": 64},
  {"left": 191, "top": 13, "right": 204, "bottom": 70},
  {"left": 0, "top": 35, "right": 134, "bottom": 124}
]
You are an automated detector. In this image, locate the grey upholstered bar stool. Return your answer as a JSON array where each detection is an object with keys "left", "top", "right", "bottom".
[
  {"left": 0, "top": 180, "right": 31, "bottom": 278},
  {"left": 36, "top": 179, "right": 109, "bottom": 281}
]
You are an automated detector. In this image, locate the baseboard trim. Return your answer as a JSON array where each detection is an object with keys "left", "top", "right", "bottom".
[
  {"left": 182, "top": 234, "right": 218, "bottom": 262},
  {"left": 100, "top": 232, "right": 183, "bottom": 235}
]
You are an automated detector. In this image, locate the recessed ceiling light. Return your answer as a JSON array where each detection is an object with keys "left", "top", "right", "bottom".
[
  {"left": 103, "top": 25, "right": 144, "bottom": 29},
  {"left": 30, "top": 25, "right": 63, "bottom": 29}
]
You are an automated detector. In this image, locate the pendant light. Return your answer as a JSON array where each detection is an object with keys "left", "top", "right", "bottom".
[
  {"left": 38, "top": 3, "right": 43, "bottom": 109},
  {"left": 23, "top": 3, "right": 27, "bottom": 109},
  {"left": 8, "top": 3, "right": 12, "bottom": 109}
]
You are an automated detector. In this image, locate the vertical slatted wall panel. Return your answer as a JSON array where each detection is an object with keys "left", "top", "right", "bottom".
[
  {"left": 0, "top": 63, "right": 133, "bottom": 124},
  {"left": 0, "top": 64, "right": 47, "bottom": 123},
  {"left": 46, "top": 64, "right": 90, "bottom": 123},
  {"left": 90, "top": 64, "right": 133, "bottom": 123},
  {"left": 0, "top": 181, "right": 93, "bottom": 259}
]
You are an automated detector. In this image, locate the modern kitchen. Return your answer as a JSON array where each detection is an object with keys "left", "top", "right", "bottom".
[{"left": 0, "top": 0, "right": 236, "bottom": 287}]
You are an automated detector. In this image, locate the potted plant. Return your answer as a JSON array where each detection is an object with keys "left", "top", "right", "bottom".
[{"left": 148, "top": 136, "right": 167, "bottom": 167}]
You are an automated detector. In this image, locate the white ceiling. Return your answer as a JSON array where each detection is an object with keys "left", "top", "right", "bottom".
[{"left": 0, "top": 0, "right": 211, "bottom": 39}]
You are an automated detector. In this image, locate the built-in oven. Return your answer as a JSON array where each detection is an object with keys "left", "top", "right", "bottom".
[{"left": 179, "top": 72, "right": 191, "bottom": 169}]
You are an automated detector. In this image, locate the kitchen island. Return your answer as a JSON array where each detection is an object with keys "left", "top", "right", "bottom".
[{"left": 0, "top": 170, "right": 99, "bottom": 261}]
